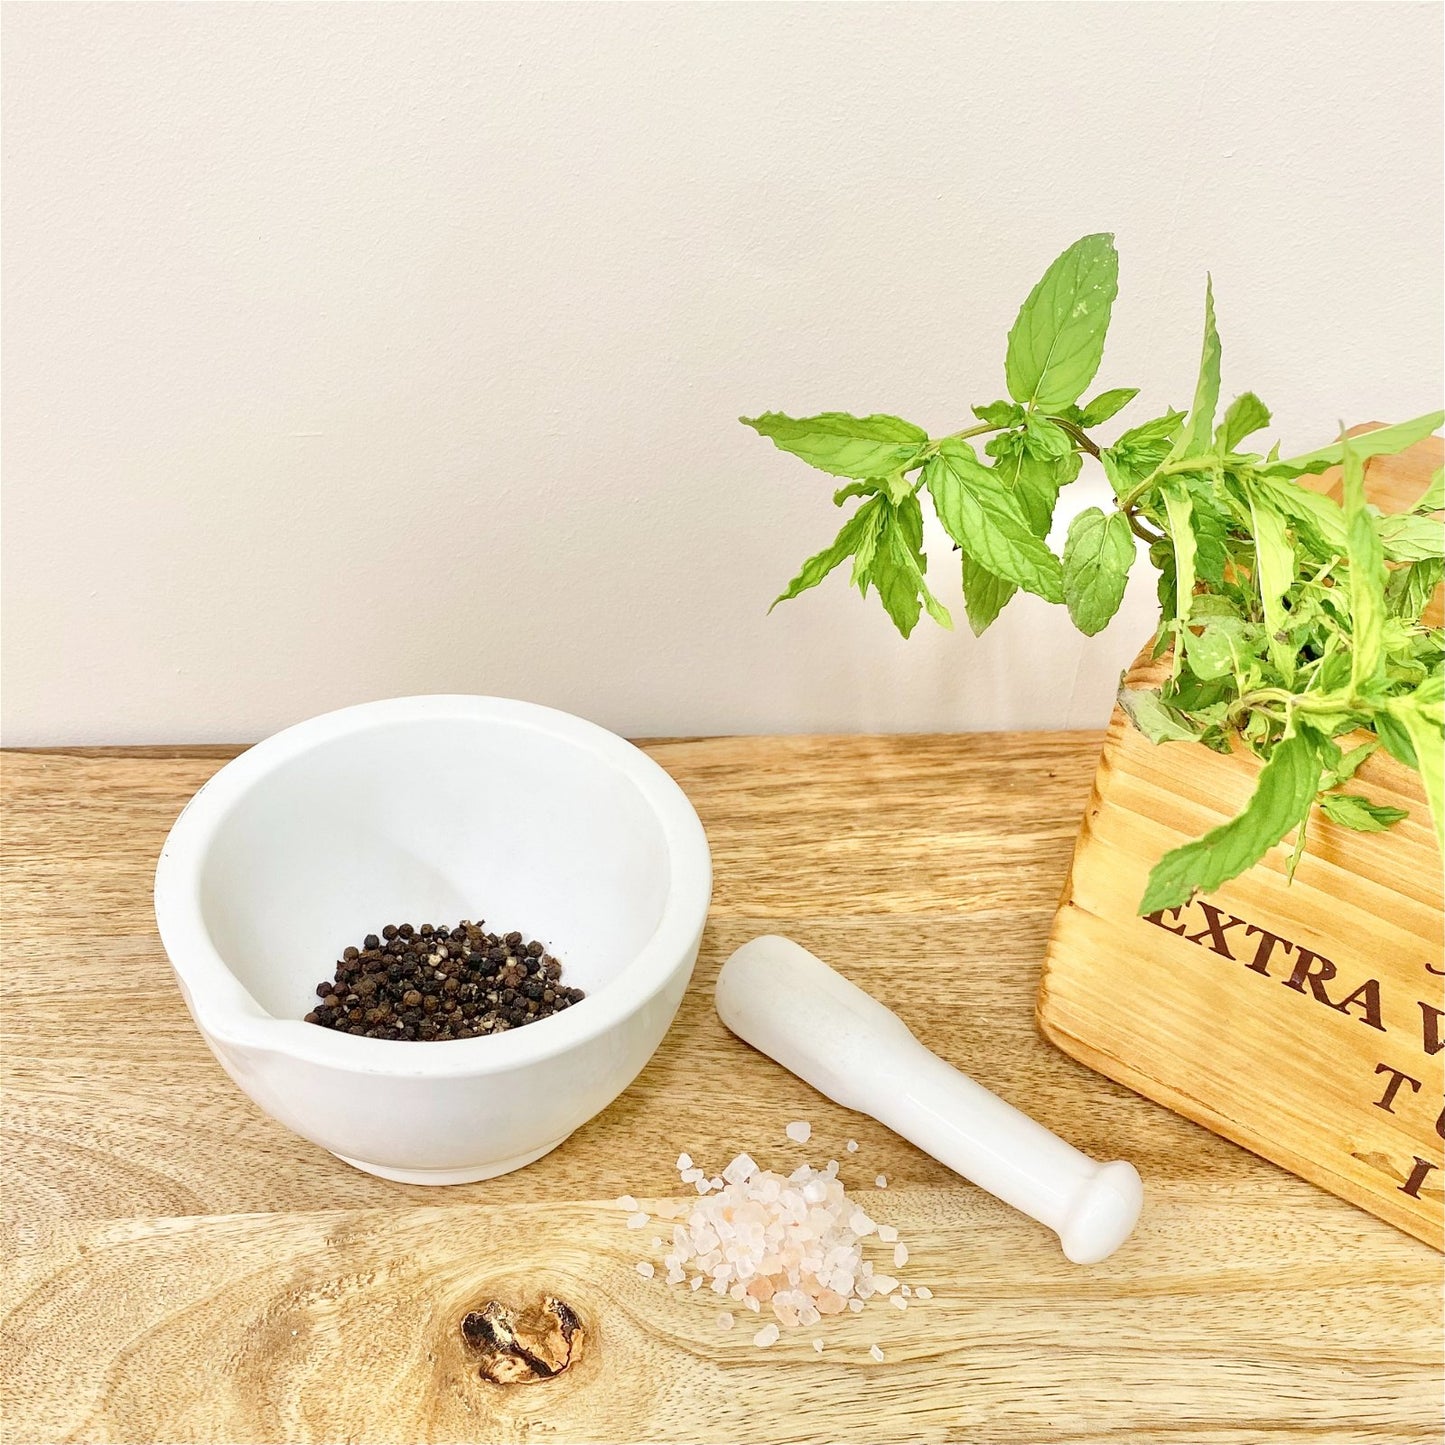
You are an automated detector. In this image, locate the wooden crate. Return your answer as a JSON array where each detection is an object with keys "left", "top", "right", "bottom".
[{"left": 1038, "top": 435, "right": 1444, "bottom": 1249}]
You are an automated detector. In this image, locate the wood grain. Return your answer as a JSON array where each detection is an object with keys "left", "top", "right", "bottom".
[
  {"left": 1039, "top": 436, "right": 1445, "bottom": 1251},
  {"left": 3, "top": 731, "right": 1441, "bottom": 1442}
]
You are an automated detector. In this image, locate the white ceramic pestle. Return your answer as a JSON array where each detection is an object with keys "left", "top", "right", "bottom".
[{"left": 714, "top": 935, "right": 1143, "bottom": 1264}]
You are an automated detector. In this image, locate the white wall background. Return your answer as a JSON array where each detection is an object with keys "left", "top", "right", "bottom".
[{"left": 4, "top": 2, "right": 1441, "bottom": 746}]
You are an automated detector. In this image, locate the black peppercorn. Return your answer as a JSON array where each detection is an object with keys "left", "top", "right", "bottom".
[{"left": 304, "top": 919, "right": 583, "bottom": 1041}]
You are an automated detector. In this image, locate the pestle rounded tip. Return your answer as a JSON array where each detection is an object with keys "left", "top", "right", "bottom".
[{"left": 1058, "top": 1160, "right": 1144, "bottom": 1264}]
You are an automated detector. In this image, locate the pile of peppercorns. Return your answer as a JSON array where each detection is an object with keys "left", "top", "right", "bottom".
[{"left": 303, "top": 921, "right": 584, "bottom": 1041}]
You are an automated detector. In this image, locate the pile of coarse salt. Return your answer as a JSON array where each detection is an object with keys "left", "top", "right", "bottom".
[{"left": 617, "top": 1133, "right": 927, "bottom": 1350}]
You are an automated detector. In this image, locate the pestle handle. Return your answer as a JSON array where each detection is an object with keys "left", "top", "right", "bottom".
[{"left": 714, "top": 935, "right": 1142, "bottom": 1264}]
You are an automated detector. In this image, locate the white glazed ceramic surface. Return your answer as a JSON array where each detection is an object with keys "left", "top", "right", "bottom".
[
  {"left": 715, "top": 936, "right": 1143, "bottom": 1263},
  {"left": 154, "top": 696, "right": 712, "bottom": 1184}
]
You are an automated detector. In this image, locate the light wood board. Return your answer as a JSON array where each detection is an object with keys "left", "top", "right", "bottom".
[
  {"left": 1039, "top": 435, "right": 1445, "bottom": 1251},
  {"left": 3, "top": 733, "right": 1441, "bottom": 1443}
]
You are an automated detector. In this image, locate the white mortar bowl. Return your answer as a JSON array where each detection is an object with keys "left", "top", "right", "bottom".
[{"left": 154, "top": 696, "right": 711, "bottom": 1184}]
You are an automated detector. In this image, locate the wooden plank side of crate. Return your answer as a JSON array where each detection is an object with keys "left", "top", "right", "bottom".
[{"left": 1037, "top": 434, "right": 1445, "bottom": 1249}]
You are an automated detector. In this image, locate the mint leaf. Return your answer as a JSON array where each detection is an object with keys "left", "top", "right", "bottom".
[
  {"left": 1375, "top": 710, "right": 1418, "bottom": 769},
  {"left": 1264, "top": 411, "right": 1444, "bottom": 478},
  {"left": 923, "top": 439, "right": 1064, "bottom": 601},
  {"left": 1377, "top": 512, "right": 1444, "bottom": 562},
  {"left": 1138, "top": 728, "right": 1323, "bottom": 914},
  {"left": 1320, "top": 740, "right": 1377, "bottom": 788},
  {"left": 987, "top": 428, "right": 1083, "bottom": 533},
  {"left": 1173, "top": 277, "right": 1222, "bottom": 459},
  {"left": 1216, "top": 391, "right": 1271, "bottom": 453},
  {"left": 850, "top": 500, "right": 885, "bottom": 591},
  {"left": 1284, "top": 809, "right": 1311, "bottom": 882},
  {"left": 1186, "top": 619, "right": 1260, "bottom": 681},
  {"left": 1100, "top": 410, "right": 1185, "bottom": 495},
  {"left": 1318, "top": 793, "right": 1408, "bottom": 832},
  {"left": 1259, "top": 475, "right": 1347, "bottom": 551},
  {"left": 899, "top": 486, "right": 925, "bottom": 555},
  {"left": 1119, "top": 687, "right": 1199, "bottom": 743},
  {"left": 973, "top": 400, "right": 1023, "bottom": 428},
  {"left": 958, "top": 432, "right": 1080, "bottom": 632},
  {"left": 1413, "top": 467, "right": 1443, "bottom": 514},
  {"left": 1022, "top": 413, "right": 1072, "bottom": 459},
  {"left": 1160, "top": 481, "right": 1197, "bottom": 625},
  {"left": 920, "top": 585, "right": 954, "bottom": 630},
  {"left": 869, "top": 496, "right": 950, "bottom": 637},
  {"left": 871, "top": 538, "right": 923, "bottom": 636},
  {"left": 1004, "top": 233, "right": 1119, "bottom": 410},
  {"left": 1385, "top": 556, "right": 1444, "bottom": 621},
  {"left": 771, "top": 499, "right": 882, "bottom": 610},
  {"left": 1114, "top": 411, "right": 1186, "bottom": 450},
  {"left": 959, "top": 555, "right": 1016, "bottom": 635},
  {"left": 1387, "top": 684, "right": 1443, "bottom": 850},
  {"left": 1179, "top": 478, "right": 1230, "bottom": 585},
  {"left": 1342, "top": 431, "right": 1387, "bottom": 691},
  {"left": 1062, "top": 506, "right": 1135, "bottom": 635},
  {"left": 741, "top": 412, "right": 929, "bottom": 479},
  {"left": 1017, "top": 453, "right": 1080, "bottom": 534},
  {"left": 1246, "top": 489, "right": 1296, "bottom": 677},
  {"left": 1078, "top": 387, "right": 1138, "bottom": 427}
]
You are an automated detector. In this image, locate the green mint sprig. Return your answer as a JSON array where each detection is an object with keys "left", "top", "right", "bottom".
[{"left": 742, "top": 234, "right": 1444, "bottom": 912}]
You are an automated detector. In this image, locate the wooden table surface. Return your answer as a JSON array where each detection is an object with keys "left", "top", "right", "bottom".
[{"left": 3, "top": 736, "right": 1440, "bottom": 1444}]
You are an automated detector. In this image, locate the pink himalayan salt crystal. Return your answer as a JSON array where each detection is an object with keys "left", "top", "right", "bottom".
[
  {"left": 637, "top": 1151, "right": 912, "bottom": 1331},
  {"left": 877, "top": 1224, "right": 898, "bottom": 1243},
  {"left": 813, "top": 1338, "right": 825, "bottom": 1354},
  {"left": 717, "top": 1312, "right": 734, "bottom": 1330},
  {"left": 616, "top": 1195, "right": 638, "bottom": 1211},
  {"left": 869, "top": 1344, "right": 885, "bottom": 1362},
  {"left": 890, "top": 1295, "right": 907, "bottom": 1311},
  {"left": 785, "top": 1121, "right": 811, "bottom": 1143},
  {"left": 893, "top": 1243, "right": 908, "bottom": 1268},
  {"left": 722, "top": 1152, "right": 758, "bottom": 1185},
  {"left": 754, "top": 1323, "right": 780, "bottom": 1348},
  {"left": 875, "top": 1174, "right": 888, "bottom": 1189},
  {"left": 635, "top": 1261, "right": 654, "bottom": 1278},
  {"left": 915, "top": 1286, "right": 933, "bottom": 1300}
]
